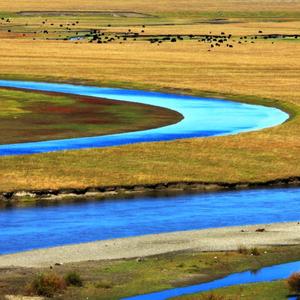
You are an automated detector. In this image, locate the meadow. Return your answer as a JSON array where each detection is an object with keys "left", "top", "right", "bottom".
[
  {"left": 0, "top": 88, "right": 181, "bottom": 144},
  {"left": 0, "top": 22, "right": 300, "bottom": 191},
  {"left": 1, "top": 245, "right": 300, "bottom": 299},
  {"left": 1, "top": 0, "right": 300, "bottom": 14},
  {"left": 173, "top": 281, "right": 290, "bottom": 300},
  {"left": 0, "top": 1, "right": 300, "bottom": 299},
  {"left": 0, "top": 12, "right": 300, "bottom": 191}
]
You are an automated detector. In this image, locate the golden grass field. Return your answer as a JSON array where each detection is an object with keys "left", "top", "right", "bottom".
[
  {"left": 1, "top": 0, "right": 300, "bottom": 13},
  {"left": 0, "top": 1, "right": 299, "bottom": 192},
  {"left": 1, "top": 38, "right": 300, "bottom": 105}
]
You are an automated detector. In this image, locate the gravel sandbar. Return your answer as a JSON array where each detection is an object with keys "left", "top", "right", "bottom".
[{"left": 1, "top": 222, "right": 300, "bottom": 268}]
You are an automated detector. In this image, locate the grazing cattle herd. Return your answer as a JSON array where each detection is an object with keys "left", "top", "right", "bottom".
[{"left": 1, "top": 15, "right": 300, "bottom": 51}]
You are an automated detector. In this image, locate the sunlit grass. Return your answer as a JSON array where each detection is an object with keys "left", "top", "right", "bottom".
[
  {"left": 0, "top": 2, "right": 299, "bottom": 191},
  {"left": 1, "top": 0, "right": 300, "bottom": 14},
  {"left": 0, "top": 37, "right": 299, "bottom": 191}
]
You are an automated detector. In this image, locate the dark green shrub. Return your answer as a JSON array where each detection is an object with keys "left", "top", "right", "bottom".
[
  {"left": 65, "top": 271, "right": 83, "bottom": 287},
  {"left": 237, "top": 245, "right": 249, "bottom": 254},
  {"left": 237, "top": 246, "right": 260, "bottom": 256},
  {"left": 250, "top": 247, "right": 260, "bottom": 256}
]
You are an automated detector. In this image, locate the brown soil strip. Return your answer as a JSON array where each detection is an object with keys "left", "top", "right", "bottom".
[{"left": 0, "top": 176, "right": 299, "bottom": 207}]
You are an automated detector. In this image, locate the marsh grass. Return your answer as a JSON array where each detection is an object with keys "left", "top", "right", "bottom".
[
  {"left": 0, "top": 88, "right": 181, "bottom": 144},
  {"left": 1, "top": 246, "right": 300, "bottom": 300},
  {"left": 173, "top": 281, "right": 289, "bottom": 300}
]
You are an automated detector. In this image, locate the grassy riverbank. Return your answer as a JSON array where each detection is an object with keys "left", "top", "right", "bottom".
[
  {"left": 1, "top": 245, "right": 300, "bottom": 299},
  {"left": 173, "top": 281, "right": 290, "bottom": 300},
  {"left": 0, "top": 5, "right": 300, "bottom": 192}
]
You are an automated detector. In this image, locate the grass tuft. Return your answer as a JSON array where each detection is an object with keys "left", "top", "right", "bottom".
[{"left": 65, "top": 271, "right": 83, "bottom": 287}]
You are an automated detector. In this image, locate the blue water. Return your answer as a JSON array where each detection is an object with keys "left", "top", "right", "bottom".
[
  {"left": 123, "top": 260, "right": 300, "bottom": 300},
  {"left": 1, "top": 187, "right": 300, "bottom": 254},
  {"left": 0, "top": 80, "right": 288, "bottom": 156}
]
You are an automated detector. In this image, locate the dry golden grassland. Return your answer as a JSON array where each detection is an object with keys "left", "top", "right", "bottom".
[
  {"left": 0, "top": 6, "right": 299, "bottom": 192},
  {"left": 0, "top": 38, "right": 300, "bottom": 190},
  {"left": 1, "top": 0, "right": 300, "bottom": 13},
  {"left": 1, "top": 37, "right": 300, "bottom": 105},
  {"left": 110, "top": 21, "right": 300, "bottom": 36}
]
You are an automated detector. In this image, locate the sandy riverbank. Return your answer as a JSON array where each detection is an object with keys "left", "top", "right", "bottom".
[{"left": 1, "top": 221, "right": 300, "bottom": 268}]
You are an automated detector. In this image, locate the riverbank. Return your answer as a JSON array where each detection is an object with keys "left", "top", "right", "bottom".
[
  {"left": 1, "top": 221, "right": 300, "bottom": 268},
  {"left": 1, "top": 176, "right": 299, "bottom": 206},
  {"left": 2, "top": 222, "right": 300, "bottom": 299},
  {"left": 173, "top": 280, "right": 291, "bottom": 300}
]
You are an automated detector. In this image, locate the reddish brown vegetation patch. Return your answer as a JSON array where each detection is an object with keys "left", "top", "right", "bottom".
[{"left": 0, "top": 88, "right": 182, "bottom": 144}]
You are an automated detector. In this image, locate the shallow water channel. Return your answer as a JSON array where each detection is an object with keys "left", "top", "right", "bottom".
[
  {"left": 0, "top": 80, "right": 288, "bottom": 155},
  {"left": 123, "top": 260, "right": 300, "bottom": 300}
]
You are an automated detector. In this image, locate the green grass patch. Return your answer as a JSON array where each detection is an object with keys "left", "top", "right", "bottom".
[
  {"left": 173, "top": 280, "right": 293, "bottom": 300},
  {"left": 2, "top": 246, "right": 300, "bottom": 299}
]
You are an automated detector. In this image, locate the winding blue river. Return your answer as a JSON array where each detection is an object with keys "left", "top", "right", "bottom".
[
  {"left": 0, "top": 81, "right": 296, "bottom": 298},
  {"left": 1, "top": 187, "right": 300, "bottom": 254},
  {"left": 0, "top": 80, "right": 288, "bottom": 156}
]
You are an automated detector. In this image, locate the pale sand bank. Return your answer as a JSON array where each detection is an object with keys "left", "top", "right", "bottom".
[{"left": 1, "top": 222, "right": 300, "bottom": 268}]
